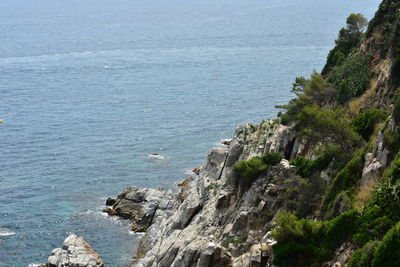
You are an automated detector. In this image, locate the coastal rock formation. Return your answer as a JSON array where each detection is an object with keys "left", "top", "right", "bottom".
[
  {"left": 104, "top": 186, "right": 178, "bottom": 232},
  {"left": 105, "top": 119, "right": 306, "bottom": 266},
  {"left": 44, "top": 234, "right": 104, "bottom": 267}
]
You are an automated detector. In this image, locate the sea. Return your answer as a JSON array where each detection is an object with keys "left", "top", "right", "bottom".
[{"left": 0, "top": 0, "right": 381, "bottom": 266}]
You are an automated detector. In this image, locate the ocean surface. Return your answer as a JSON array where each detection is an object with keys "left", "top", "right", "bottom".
[{"left": 0, "top": 0, "right": 380, "bottom": 266}]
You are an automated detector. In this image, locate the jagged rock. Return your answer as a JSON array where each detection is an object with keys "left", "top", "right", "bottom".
[
  {"left": 201, "top": 147, "right": 229, "bottom": 180},
  {"left": 45, "top": 234, "right": 104, "bottom": 267},
  {"left": 323, "top": 242, "right": 355, "bottom": 267},
  {"left": 360, "top": 131, "right": 389, "bottom": 186},
  {"left": 111, "top": 120, "right": 306, "bottom": 267},
  {"left": 222, "top": 139, "right": 232, "bottom": 146},
  {"left": 232, "top": 243, "right": 272, "bottom": 267},
  {"left": 105, "top": 197, "right": 116, "bottom": 206},
  {"left": 103, "top": 186, "right": 178, "bottom": 232}
]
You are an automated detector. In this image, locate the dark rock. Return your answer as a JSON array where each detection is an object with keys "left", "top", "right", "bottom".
[{"left": 105, "top": 197, "right": 116, "bottom": 206}]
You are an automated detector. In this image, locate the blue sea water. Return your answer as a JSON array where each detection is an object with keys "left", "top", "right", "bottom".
[{"left": 0, "top": 0, "right": 380, "bottom": 266}]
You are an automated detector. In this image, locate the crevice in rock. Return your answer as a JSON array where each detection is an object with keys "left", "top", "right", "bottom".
[
  {"left": 183, "top": 205, "right": 203, "bottom": 229},
  {"left": 284, "top": 135, "right": 296, "bottom": 160},
  {"left": 148, "top": 204, "right": 159, "bottom": 226}
]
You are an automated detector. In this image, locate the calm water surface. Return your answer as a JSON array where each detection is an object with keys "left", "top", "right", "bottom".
[{"left": 0, "top": 0, "right": 380, "bottom": 266}]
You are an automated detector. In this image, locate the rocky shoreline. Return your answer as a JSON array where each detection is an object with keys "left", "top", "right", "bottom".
[
  {"left": 42, "top": 118, "right": 372, "bottom": 266},
  {"left": 41, "top": 234, "right": 104, "bottom": 267},
  {"left": 102, "top": 119, "right": 312, "bottom": 266}
]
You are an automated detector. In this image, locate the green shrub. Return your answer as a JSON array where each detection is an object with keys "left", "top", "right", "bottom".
[
  {"left": 323, "top": 14, "right": 368, "bottom": 74},
  {"left": 322, "top": 149, "right": 365, "bottom": 212},
  {"left": 348, "top": 241, "right": 379, "bottom": 267},
  {"left": 262, "top": 152, "right": 283, "bottom": 165},
  {"left": 371, "top": 222, "right": 400, "bottom": 267},
  {"left": 233, "top": 157, "right": 267, "bottom": 180},
  {"left": 272, "top": 210, "right": 358, "bottom": 266},
  {"left": 352, "top": 109, "right": 387, "bottom": 140},
  {"left": 296, "top": 105, "right": 361, "bottom": 152},
  {"left": 276, "top": 73, "right": 335, "bottom": 124},
  {"left": 328, "top": 52, "right": 372, "bottom": 104},
  {"left": 392, "top": 91, "right": 400, "bottom": 123},
  {"left": 372, "top": 177, "right": 400, "bottom": 222},
  {"left": 233, "top": 153, "right": 283, "bottom": 180},
  {"left": 383, "top": 127, "right": 400, "bottom": 157},
  {"left": 291, "top": 155, "right": 332, "bottom": 178}
]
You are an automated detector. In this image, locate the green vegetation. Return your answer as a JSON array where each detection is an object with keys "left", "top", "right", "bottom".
[
  {"left": 276, "top": 72, "right": 335, "bottom": 124},
  {"left": 351, "top": 109, "right": 387, "bottom": 140},
  {"left": 348, "top": 241, "right": 379, "bottom": 267},
  {"left": 262, "top": 152, "right": 284, "bottom": 165},
  {"left": 393, "top": 91, "right": 400, "bottom": 123},
  {"left": 271, "top": 210, "right": 358, "bottom": 267},
  {"left": 271, "top": 6, "right": 400, "bottom": 267},
  {"left": 323, "top": 14, "right": 368, "bottom": 74},
  {"left": 272, "top": 150, "right": 400, "bottom": 266},
  {"left": 366, "top": 0, "right": 400, "bottom": 56},
  {"left": 371, "top": 222, "right": 400, "bottom": 266},
  {"left": 296, "top": 105, "right": 361, "bottom": 151},
  {"left": 233, "top": 157, "right": 268, "bottom": 180},
  {"left": 290, "top": 155, "right": 332, "bottom": 179},
  {"left": 328, "top": 52, "right": 372, "bottom": 104},
  {"left": 321, "top": 149, "right": 365, "bottom": 214},
  {"left": 233, "top": 152, "right": 283, "bottom": 180}
]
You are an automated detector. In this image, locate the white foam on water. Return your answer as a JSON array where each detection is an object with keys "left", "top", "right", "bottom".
[
  {"left": 146, "top": 154, "right": 166, "bottom": 161},
  {"left": 129, "top": 231, "right": 145, "bottom": 236},
  {"left": 0, "top": 231, "right": 16, "bottom": 237},
  {"left": 0, "top": 227, "right": 16, "bottom": 237}
]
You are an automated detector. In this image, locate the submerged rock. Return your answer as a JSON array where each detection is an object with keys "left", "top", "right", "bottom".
[{"left": 44, "top": 234, "right": 103, "bottom": 267}]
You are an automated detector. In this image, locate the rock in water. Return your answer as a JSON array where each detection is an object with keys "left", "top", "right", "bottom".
[
  {"left": 103, "top": 186, "right": 178, "bottom": 232},
  {"left": 44, "top": 234, "right": 104, "bottom": 267}
]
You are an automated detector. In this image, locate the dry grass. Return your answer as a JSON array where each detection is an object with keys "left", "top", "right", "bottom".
[
  {"left": 353, "top": 182, "right": 375, "bottom": 210},
  {"left": 348, "top": 78, "right": 378, "bottom": 116}
]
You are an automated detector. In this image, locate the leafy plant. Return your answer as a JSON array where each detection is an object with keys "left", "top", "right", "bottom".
[
  {"left": 233, "top": 153, "right": 283, "bottom": 180},
  {"left": 351, "top": 109, "right": 387, "bottom": 140},
  {"left": 328, "top": 52, "right": 372, "bottom": 103},
  {"left": 322, "top": 149, "right": 365, "bottom": 213}
]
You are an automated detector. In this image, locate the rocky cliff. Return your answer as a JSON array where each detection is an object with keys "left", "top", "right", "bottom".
[
  {"left": 104, "top": 120, "right": 323, "bottom": 266},
  {"left": 103, "top": 1, "right": 400, "bottom": 266},
  {"left": 43, "top": 0, "right": 400, "bottom": 266},
  {"left": 42, "top": 234, "right": 104, "bottom": 267}
]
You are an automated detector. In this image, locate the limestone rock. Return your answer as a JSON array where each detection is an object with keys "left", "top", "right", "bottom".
[
  {"left": 45, "top": 234, "right": 103, "bottom": 267},
  {"left": 103, "top": 186, "right": 178, "bottom": 232}
]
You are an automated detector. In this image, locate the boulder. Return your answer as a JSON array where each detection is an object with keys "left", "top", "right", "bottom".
[
  {"left": 103, "top": 186, "right": 178, "bottom": 232},
  {"left": 45, "top": 234, "right": 103, "bottom": 267}
]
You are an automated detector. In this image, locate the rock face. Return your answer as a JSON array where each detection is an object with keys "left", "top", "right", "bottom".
[
  {"left": 104, "top": 186, "right": 178, "bottom": 232},
  {"left": 360, "top": 130, "right": 389, "bottom": 187},
  {"left": 105, "top": 119, "right": 307, "bottom": 267},
  {"left": 44, "top": 234, "right": 104, "bottom": 267}
]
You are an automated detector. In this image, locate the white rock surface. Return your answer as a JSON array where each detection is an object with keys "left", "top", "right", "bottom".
[{"left": 46, "top": 234, "right": 104, "bottom": 267}]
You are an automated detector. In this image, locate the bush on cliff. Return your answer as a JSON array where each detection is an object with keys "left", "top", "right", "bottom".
[
  {"left": 291, "top": 155, "right": 332, "bottom": 179},
  {"left": 351, "top": 109, "right": 387, "bottom": 140},
  {"left": 371, "top": 222, "right": 400, "bottom": 266},
  {"left": 234, "top": 157, "right": 268, "bottom": 180},
  {"left": 321, "top": 149, "right": 365, "bottom": 214},
  {"left": 296, "top": 105, "right": 361, "bottom": 152},
  {"left": 262, "top": 152, "right": 283, "bottom": 165},
  {"left": 271, "top": 210, "right": 358, "bottom": 266},
  {"left": 233, "top": 152, "right": 283, "bottom": 180},
  {"left": 328, "top": 52, "right": 372, "bottom": 104},
  {"left": 276, "top": 73, "right": 336, "bottom": 124},
  {"left": 323, "top": 13, "right": 368, "bottom": 74}
]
